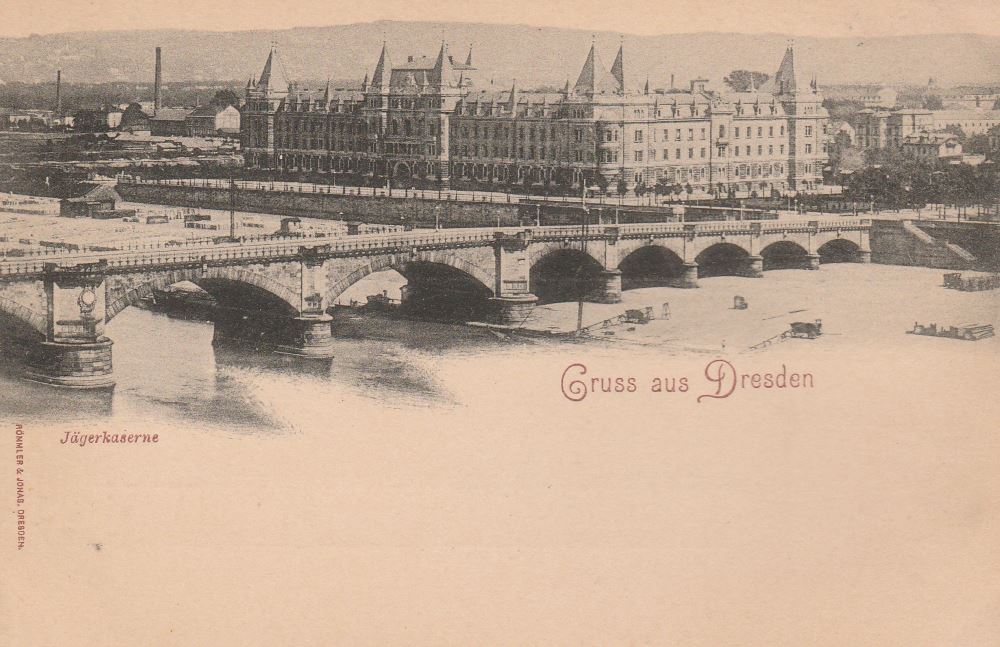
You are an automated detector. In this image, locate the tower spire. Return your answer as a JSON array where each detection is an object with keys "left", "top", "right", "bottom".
[
  {"left": 611, "top": 40, "right": 624, "bottom": 93},
  {"left": 574, "top": 42, "right": 618, "bottom": 95},
  {"left": 774, "top": 42, "right": 797, "bottom": 95},
  {"left": 371, "top": 41, "right": 392, "bottom": 91},
  {"left": 465, "top": 43, "right": 473, "bottom": 66},
  {"left": 432, "top": 41, "right": 453, "bottom": 86}
]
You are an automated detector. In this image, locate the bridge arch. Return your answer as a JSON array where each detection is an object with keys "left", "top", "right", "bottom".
[
  {"left": 326, "top": 251, "right": 495, "bottom": 304},
  {"left": 818, "top": 238, "right": 861, "bottom": 264},
  {"left": 529, "top": 247, "right": 606, "bottom": 304},
  {"left": 760, "top": 240, "right": 810, "bottom": 270},
  {"left": 105, "top": 267, "right": 302, "bottom": 323},
  {"left": 528, "top": 242, "right": 606, "bottom": 272},
  {"left": 618, "top": 244, "right": 686, "bottom": 290},
  {"left": 695, "top": 242, "right": 751, "bottom": 278},
  {"left": 0, "top": 294, "right": 46, "bottom": 340}
]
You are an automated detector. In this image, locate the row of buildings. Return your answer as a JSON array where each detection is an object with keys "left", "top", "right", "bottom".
[
  {"left": 241, "top": 41, "right": 831, "bottom": 195},
  {"left": 71, "top": 103, "right": 240, "bottom": 137}
]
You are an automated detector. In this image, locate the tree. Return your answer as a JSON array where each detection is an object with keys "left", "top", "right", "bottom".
[
  {"left": 942, "top": 124, "right": 967, "bottom": 141},
  {"left": 616, "top": 175, "right": 628, "bottom": 196},
  {"left": 210, "top": 89, "right": 241, "bottom": 108},
  {"left": 594, "top": 173, "right": 609, "bottom": 195},
  {"left": 723, "top": 70, "right": 770, "bottom": 92},
  {"left": 965, "top": 134, "right": 991, "bottom": 155}
]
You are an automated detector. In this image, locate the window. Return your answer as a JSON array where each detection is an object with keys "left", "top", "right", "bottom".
[
  {"left": 769, "top": 126, "right": 774, "bottom": 137},
  {"left": 634, "top": 150, "right": 643, "bottom": 162},
  {"left": 805, "top": 144, "right": 812, "bottom": 154},
  {"left": 780, "top": 125, "right": 785, "bottom": 136},
  {"left": 663, "top": 148, "right": 670, "bottom": 160},
  {"left": 734, "top": 147, "right": 740, "bottom": 157},
  {"left": 675, "top": 148, "right": 681, "bottom": 159},
  {"left": 688, "top": 147, "right": 694, "bottom": 158},
  {"left": 700, "top": 128, "right": 706, "bottom": 140},
  {"left": 634, "top": 130, "right": 643, "bottom": 143},
  {"left": 780, "top": 144, "right": 785, "bottom": 154},
  {"left": 675, "top": 129, "right": 681, "bottom": 141},
  {"left": 768, "top": 145, "right": 773, "bottom": 155},
  {"left": 700, "top": 148, "right": 706, "bottom": 158},
  {"left": 574, "top": 150, "right": 582, "bottom": 162},
  {"left": 804, "top": 126, "right": 813, "bottom": 136},
  {"left": 717, "top": 146, "right": 726, "bottom": 157},
  {"left": 757, "top": 127, "right": 763, "bottom": 137},
  {"left": 745, "top": 146, "right": 751, "bottom": 156},
  {"left": 719, "top": 125, "right": 726, "bottom": 138},
  {"left": 687, "top": 128, "right": 694, "bottom": 140},
  {"left": 735, "top": 127, "right": 741, "bottom": 138},
  {"left": 758, "top": 145, "right": 763, "bottom": 155},
  {"left": 574, "top": 128, "right": 583, "bottom": 143}
]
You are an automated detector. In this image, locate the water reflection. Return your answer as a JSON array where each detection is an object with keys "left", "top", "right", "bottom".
[{"left": 0, "top": 306, "right": 513, "bottom": 431}]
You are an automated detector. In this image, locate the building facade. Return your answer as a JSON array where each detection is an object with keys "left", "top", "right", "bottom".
[
  {"left": 186, "top": 105, "right": 241, "bottom": 137},
  {"left": 242, "top": 42, "right": 829, "bottom": 195},
  {"left": 853, "top": 107, "right": 1000, "bottom": 150},
  {"left": 900, "top": 132, "right": 962, "bottom": 161}
]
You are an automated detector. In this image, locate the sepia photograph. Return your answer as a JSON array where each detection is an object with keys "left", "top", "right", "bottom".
[{"left": 2, "top": 1, "right": 999, "bottom": 644}]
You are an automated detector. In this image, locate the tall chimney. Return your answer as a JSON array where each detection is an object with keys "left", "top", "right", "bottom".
[
  {"left": 56, "top": 70, "right": 62, "bottom": 113},
  {"left": 154, "top": 47, "right": 162, "bottom": 113}
]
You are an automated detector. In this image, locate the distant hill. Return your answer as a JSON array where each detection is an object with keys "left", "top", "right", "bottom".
[{"left": 1, "top": 21, "right": 998, "bottom": 88}]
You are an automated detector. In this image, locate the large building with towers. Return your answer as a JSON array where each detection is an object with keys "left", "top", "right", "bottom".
[{"left": 242, "top": 41, "right": 829, "bottom": 195}]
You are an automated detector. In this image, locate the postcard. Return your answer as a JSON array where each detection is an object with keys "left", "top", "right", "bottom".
[{"left": 2, "top": 1, "right": 999, "bottom": 644}]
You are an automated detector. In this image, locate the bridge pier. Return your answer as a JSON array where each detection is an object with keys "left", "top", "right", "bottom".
[
  {"left": 676, "top": 262, "right": 699, "bottom": 289},
  {"left": 488, "top": 294, "right": 539, "bottom": 325},
  {"left": 24, "top": 339, "right": 115, "bottom": 389},
  {"left": 275, "top": 314, "right": 334, "bottom": 358},
  {"left": 806, "top": 253, "right": 821, "bottom": 270},
  {"left": 857, "top": 249, "right": 872, "bottom": 264},
  {"left": 23, "top": 261, "right": 115, "bottom": 389},
  {"left": 744, "top": 255, "right": 764, "bottom": 278},
  {"left": 593, "top": 270, "right": 622, "bottom": 304}
]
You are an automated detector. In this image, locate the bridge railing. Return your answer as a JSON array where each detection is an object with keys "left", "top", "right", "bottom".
[{"left": 0, "top": 219, "right": 871, "bottom": 276}]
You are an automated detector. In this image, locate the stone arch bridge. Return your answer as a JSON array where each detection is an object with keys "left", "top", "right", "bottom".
[{"left": 0, "top": 219, "right": 870, "bottom": 388}]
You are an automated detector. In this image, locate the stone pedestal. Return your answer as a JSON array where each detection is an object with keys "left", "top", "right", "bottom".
[
  {"left": 805, "top": 253, "right": 821, "bottom": 270},
  {"left": 857, "top": 249, "right": 872, "bottom": 264},
  {"left": 24, "top": 339, "right": 114, "bottom": 389},
  {"left": 488, "top": 294, "right": 538, "bottom": 326},
  {"left": 593, "top": 270, "right": 623, "bottom": 304},
  {"left": 745, "top": 255, "right": 764, "bottom": 278},
  {"left": 675, "top": 262, "right": 699, "bottom": 289},
  {"left": 275, "top": 314, "right": 334, "bottom": 358}
]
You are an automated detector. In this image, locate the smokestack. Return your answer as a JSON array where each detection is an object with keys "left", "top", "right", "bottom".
[
  {"left": 670, "top": 74, "right": 675, "bottom": 90},
  {"left": 56, "top": 70, "right": 61, "bottom": 113},
  {"left": 154, "top": 47, "right": 162, "bottom": 113}
]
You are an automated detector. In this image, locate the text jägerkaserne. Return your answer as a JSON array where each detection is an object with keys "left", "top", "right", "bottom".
[
  {"left": 561, "top": 359, "right": 815, "bottom": 403},
  {"left": 60, "top": 431, "right": 160, "bottom": 447}
]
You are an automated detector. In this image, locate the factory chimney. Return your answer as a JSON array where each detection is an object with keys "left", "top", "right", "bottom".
[
  {"left": 154, "top": 47, "right": 162, "bottom": 113},
  {"left": 56, "top": 70, "right": 62, "bottom": 113}
]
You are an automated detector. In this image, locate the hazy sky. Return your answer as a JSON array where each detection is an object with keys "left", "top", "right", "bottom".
[{"left": 4, "top": 0, "right": 1000, "bottom": 39}]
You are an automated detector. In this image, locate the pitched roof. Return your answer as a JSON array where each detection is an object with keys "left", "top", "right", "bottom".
[
  {"left": 150, "top": 108, "right": 193, "bottom": 122},
  {"left": 611, "top": 45, "right": 624, "bottom": 93},
  {"left": 574, "top": 44, "right": 619, "bottom": 95},
  {"left": 371, "top": 43, "right": 392, "bottom": 89}
]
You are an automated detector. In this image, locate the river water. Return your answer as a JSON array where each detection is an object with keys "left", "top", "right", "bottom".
[
  {"left": 0, "top": 263, "right": 996, "bottom": 431},
  {"left": 7, "top": 262, "right": 1000, "bottom": 646}
]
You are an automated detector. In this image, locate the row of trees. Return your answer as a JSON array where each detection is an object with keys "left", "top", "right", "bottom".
[{"left": 843, "top": 150, "right": 1000, "bottom": 208}]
